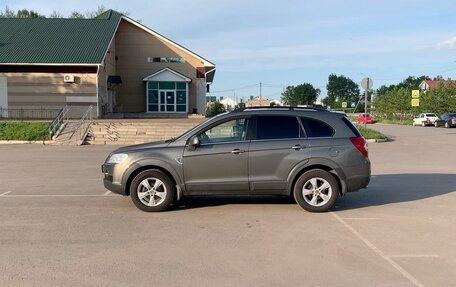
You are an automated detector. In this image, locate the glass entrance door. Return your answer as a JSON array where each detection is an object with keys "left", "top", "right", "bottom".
[{"left": 159, "top": 90, "right": 176, "bottom": 112}]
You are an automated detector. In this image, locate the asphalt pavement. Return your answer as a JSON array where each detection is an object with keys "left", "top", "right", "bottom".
[{"left": 0, "top": 123, "right": 455, "bottom": 287}]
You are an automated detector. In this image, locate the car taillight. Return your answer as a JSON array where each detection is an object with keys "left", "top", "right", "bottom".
[{"left": 350, "top": 136, "right": 368, "bottom": 157}]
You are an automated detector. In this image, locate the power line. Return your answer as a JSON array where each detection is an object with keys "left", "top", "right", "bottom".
[{"left": 209, "top": 83, "right": 259, "bottom": 94}]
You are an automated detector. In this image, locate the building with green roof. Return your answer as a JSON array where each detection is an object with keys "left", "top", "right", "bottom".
[{"left": 0, "top": 10, "right": 216, "bottom": 118}]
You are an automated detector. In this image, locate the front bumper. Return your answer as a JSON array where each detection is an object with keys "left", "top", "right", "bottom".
[{"left": 102, "top": 164, "right": 127, "bottom": 195}]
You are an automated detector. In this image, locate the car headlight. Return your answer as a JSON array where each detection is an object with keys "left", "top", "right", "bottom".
[{"left": 107, "top": 153, "right": 128, "bottom": 164}]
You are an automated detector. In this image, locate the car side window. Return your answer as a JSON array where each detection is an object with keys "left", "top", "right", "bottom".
[
  {"left": 256, "top": 115, "right": 301, "bottom": 140},
  {"left": 300, "top": 117, "right": 335, "bottom": 138},
  {"left": 198, "top": 118, "right": 248, "bottom": 144}
]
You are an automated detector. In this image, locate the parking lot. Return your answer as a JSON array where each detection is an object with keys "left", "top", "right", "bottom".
[{"left": 0, "top": 123, "right": 455, "bottom": 287}]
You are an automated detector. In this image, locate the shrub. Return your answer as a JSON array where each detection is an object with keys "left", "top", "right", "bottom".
[{"left": 206, "top": 102, "right": 226, "bottom": 117}]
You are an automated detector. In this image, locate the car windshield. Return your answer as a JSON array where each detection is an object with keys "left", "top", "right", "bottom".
[{"left": 426, "top": 114, "right": 437, "bottom": 117}]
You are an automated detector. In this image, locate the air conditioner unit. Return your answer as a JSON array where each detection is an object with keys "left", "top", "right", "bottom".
[{"left": 64, "top": 74, "right": 74, "bottom": 83}]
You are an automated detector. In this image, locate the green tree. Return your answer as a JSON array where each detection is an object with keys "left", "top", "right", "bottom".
[
  {"left": 0, "top": 6, "right": 17, "bottom": 17},
  {"left": 0, "top": 6, "right": 44, "bottom": 18},
  {"left": 69, "top": 11, "right": 85, "bottom": 19},
  {"left": 324, "top": 74, "right": 360, "bottom": 108},
  {"left": 373, "top": 87, "right": 411, "bottom": 120},
  {"left": 281, "top": 83, "right": 320, "bottom": 106},
  {"left": 206, "top": 102, "right": 226, "bottom": 117},
  {"left": 16, "top": 9, "right": 44, "bottom": 18},
  {"left": 49, "top": 10, "right": 64, "bottom": 18},
  {"left": 421, "top": 82, "right": 456, "bottom": 114},
  {"left": 0, "top": 5, "right": 128, "bottom": 19},
  {"left": 376, "top": 75, "right": 430, "bottom": 97}
]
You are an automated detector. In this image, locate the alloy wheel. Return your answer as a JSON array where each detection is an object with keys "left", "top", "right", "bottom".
[
  {"left": 301, "top": 177, "right": 332, "bottom": 207},
  {"left": 137, "top": 177, "right": 167, "bottom": 207}
]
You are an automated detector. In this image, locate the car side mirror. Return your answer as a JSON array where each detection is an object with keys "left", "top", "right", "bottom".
[{"left": 187, "top": 136, "right": 200, "bottom": 151}]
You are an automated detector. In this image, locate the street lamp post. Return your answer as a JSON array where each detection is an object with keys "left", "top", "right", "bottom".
[{"left": 361, "top": 76, "right": 373, "bottom": 128}]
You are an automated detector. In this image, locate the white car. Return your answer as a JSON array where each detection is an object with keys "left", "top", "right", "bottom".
[{"left": 413, "top": 113, "right": 439, "bottom": 126}]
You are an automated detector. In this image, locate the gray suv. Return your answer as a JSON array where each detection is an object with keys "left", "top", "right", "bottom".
[{"left": 102, "top": 107, "right": 370, "bottom": 212}]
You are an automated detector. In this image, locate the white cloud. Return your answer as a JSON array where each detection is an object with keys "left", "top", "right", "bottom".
[{"left": 434, "top": 36, "right": 456, "bottom": 50}]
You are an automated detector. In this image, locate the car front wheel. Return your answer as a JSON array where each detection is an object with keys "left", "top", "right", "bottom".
[
  {"left": 130, "top": 170, "right": 175, "bottom": 212},
  {"left": 293, "top": 169, "right": 339, "bottom": 212}
]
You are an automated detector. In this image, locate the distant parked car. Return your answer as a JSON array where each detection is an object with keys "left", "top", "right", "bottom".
[
  {"left": 434, "top": 113, "right": 456, "bottom": 128},
  {"left": 412, "top": 113, "right": 439, "bottom": 126},
  {"left": 357, "top": 113, "right": 375, "bottom": 124}
]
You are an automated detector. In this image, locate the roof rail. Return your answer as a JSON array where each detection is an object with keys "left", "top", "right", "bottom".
[{"left": 232, "top": 106, "right": 329, "bottom": 113}]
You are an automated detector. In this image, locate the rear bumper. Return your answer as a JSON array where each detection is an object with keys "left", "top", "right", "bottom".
[{"left": 346, "top": 175, "right": 370, "bottom": 192}]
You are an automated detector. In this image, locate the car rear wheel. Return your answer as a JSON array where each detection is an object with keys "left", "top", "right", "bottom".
[
  {"left": 293, "top": 169, "right": 339, "bottom": 212},
  {"left": 130, "top": 170, "right": 175, "bottom": 212}
]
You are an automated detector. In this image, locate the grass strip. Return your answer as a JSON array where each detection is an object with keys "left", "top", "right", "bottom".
[{"left": 0, "top": 121, "right": 50, "bottom": 141}]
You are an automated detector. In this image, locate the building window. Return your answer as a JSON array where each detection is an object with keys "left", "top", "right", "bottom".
[
  {"left": 147, "top": 81, "right": 187, "bottom": 113},
  {"left": 148, "top": 57, "right": 186, "bottom": 63}
]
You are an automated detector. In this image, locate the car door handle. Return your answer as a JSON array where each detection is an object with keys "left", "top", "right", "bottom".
[
  {"left": 292, "top": 144, "right": 303, "bottom": 150},
  {"left": 231, "top": 149, "right": 245, "bottom": 155}
]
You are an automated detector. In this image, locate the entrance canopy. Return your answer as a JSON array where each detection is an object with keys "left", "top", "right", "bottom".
[{"left": 142, "top": 68, "right": 191, "bottom": 82}]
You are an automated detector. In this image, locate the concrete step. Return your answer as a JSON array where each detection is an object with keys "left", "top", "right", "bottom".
[{"left": 85, "top": 118, "right": 204, "bottom": 145}]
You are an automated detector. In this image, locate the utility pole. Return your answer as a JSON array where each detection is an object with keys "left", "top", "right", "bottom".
[
  {"left": 361, "top": 76, "right": 373, "bottom": 128},
  {"left": 365, "top": 78, "right": 369, "bottom": 128},
  {"left": 234, "top": 91, "right": 236, "bottom": 109},
  {"left": 260, "top": 82, "right": 262, "bottom": 105}
]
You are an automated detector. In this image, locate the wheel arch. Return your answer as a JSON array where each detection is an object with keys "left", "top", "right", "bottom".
[
  {"left": 124, "top": 162, "right": 180, "bottom": 196},
  {"left": 287, "top": 160, "right": 347, "bottom": 197}
]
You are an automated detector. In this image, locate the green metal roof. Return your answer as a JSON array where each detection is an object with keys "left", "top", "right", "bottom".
[{"left": 0, "top": 10, "right": 122, "bottom": 65}]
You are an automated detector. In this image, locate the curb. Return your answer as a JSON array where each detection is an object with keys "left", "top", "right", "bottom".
[
  {"left": 366, "top": 138, "right": 389, "bottom": 143},
  {"left": 0, "top": 140, "right": 52, "bottom": 145}
]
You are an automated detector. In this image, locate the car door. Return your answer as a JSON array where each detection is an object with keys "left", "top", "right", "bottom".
[
  {"left": 248, "top": 115, "right": 310, "bottom": 194},
  {"left": 183, "top": 117, "right": 250, "bottom": 194}
]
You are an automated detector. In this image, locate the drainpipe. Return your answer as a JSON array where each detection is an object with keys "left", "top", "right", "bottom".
[{"left": 96, "top": 64, "right": 101, "bottom": 118}]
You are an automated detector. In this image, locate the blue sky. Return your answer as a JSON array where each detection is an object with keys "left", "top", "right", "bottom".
[{"left": 3, "top": 0, "right": 456, "bottom": 100}]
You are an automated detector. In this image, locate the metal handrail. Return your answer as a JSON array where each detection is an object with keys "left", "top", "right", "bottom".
[
  {"left": 48, "top": 106, "right": 69, "bottom": 138},
  {"left": 69, "top": 105, "right": 93, "bottom": 143}
]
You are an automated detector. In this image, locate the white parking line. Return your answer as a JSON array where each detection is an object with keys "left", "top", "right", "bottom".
[
  {"left": 104, "top": 190, "right": 112, "bottom": 196},
  {"left": 0, "top": 191, "right": 12, "bottom": 196},
  {"left": 331, "top": 212, "right": 424, "bottom": 287}
]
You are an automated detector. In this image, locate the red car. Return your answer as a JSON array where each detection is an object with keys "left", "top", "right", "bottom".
[{"left": 357, "top": 113, "right": 374, "bottom": 124}]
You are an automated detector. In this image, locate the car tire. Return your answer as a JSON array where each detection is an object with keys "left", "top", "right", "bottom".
[
  {"left": 293, "top": 169, "right": 339, "bottom": 212},
  {"left": 130, "top": 169, "right": 175, "bottom": 212},
  {"left": 445, "top": 122, "right": 450, "bottom": 128}
]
